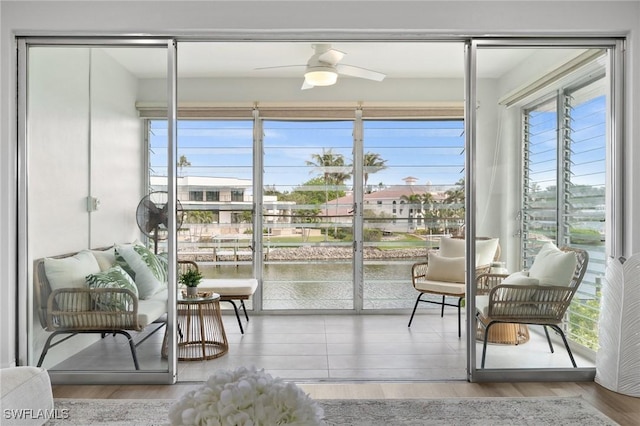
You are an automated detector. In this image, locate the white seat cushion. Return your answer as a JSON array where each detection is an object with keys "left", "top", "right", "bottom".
[
  {"left": 137, "top": 288, "right": 168, "bottom": 327},
  {"left": 199, "top": 279, "right": 258, "bottom": 297},
  {"left": 414, "top": 279, "right": 465, "bottom": 296}
]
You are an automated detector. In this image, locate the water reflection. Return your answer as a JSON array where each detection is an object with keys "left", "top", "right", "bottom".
[{"left": 200, "top": 259, "right": 421, "bottom": 310}]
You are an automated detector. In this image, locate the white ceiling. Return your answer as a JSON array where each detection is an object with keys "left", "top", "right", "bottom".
[{"left": 104, "top": 41, "right": 539, "bottom": 80}]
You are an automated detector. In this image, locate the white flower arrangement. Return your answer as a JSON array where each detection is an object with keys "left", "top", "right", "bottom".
[{"left": 169, "top": 366, "right": 325, "bottom": 426}]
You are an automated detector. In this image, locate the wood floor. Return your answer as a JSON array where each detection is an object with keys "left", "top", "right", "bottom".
[
  {"left": 52, "top": 381, "right": 639, "bottom": 425},
  {"left": 48, "top": 315, "right": 638, "bottom": 424}
]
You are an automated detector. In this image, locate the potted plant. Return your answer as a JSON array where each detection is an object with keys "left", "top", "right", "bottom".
[{"left": 179, "top": 268, "right": 203, "bottom": 298}]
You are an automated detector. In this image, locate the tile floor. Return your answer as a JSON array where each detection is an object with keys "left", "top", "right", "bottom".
[{"left": 50, "top": 310, "right": 594, "bottom": 381}]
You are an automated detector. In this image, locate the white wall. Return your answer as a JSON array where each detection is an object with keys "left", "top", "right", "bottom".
[
  {"left": 90, "top": 49, "right": 144, "bottom": 248},
  {"left": 1, "top": 0, "right": 638, "bottom": 368}
]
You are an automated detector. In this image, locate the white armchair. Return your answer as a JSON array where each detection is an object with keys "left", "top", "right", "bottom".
[
  {"left": 476, "top": 244, "right": 589, "bottom": 368},
  {"left": 408, "top": 237, "right": 500, "bottom": 337}
]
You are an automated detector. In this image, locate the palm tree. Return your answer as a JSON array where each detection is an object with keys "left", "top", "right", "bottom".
[
  {"left": 363, "top": 152, "right": 387, "bottom": 192},
  {"left": 444, "top": 178, "right": 465, "bottom": 205},
  {"left": 306, "top": 149, "right": 351, "bottom": 239},
  {"left": 443, "top": 178, "right": 465, "bottom": 234},
  {"left": 306, "top": 148, "right": 351, "bottom": 188},
  {"left": 178, "top": 155, "right": 191, "bottom": 177}
]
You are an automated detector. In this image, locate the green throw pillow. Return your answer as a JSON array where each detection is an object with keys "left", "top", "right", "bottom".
[
  {"left": 115, "top": 243, "right": 167, "bottom": 299},
  {"left": 86, "top": 265, "right": 138, "bottom": 311}
]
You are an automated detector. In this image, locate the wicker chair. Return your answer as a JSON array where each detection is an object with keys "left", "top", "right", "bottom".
[
  {"left": 475, "top": 246, "right": 589, "bottom": 368},
  {"left": 408, "top": 237, "right": 500, "bottom": 337}
]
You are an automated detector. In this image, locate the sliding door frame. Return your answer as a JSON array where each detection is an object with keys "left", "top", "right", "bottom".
[
  {"left": 467, "top": 37, "right": 624, "bottom": 382},
  {"left": 17, "top": 37, "right": 178, "bottom": 384}
]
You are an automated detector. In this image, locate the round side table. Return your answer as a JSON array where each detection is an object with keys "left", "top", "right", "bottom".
[{"left": 163, "top": 293, "right": 229, "bottom": 361}]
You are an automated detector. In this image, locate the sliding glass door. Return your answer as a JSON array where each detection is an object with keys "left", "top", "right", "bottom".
[
  {"left": 20, "top": 39, "right": 177, "bottom": 383},
  {"left": 469, "top": 40, "right": 622, "bottom": 381}
]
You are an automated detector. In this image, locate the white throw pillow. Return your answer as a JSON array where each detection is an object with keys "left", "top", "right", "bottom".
[
  {"left": 91, "top": 247, "right": 116, "bottom": 271},
  {"left": 528, "top": 243, "right": 577, "bottom": 287},
  {"left": 44, "top": 250, "right": 100, "bottom": 310},
  {"left": 425, "top": 253, "right": 466, "bottom": 283},
  {"left": 476, "top": 238, "right": 499, "bottom": 266},
  {"left": 438, "top": 237, "right": 499, "bottom": 266},
  {"left": 438, "top": 237, "right": 465, "bottom": 258},
  {"left": 115, "top": 244, "right": 166, "bottom": 299}
]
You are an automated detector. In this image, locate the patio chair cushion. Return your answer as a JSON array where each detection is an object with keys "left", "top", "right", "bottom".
[
  {"left": 86, "top": 265, "right": 139, "bottom": 310},
  {"left": 115, "top": 243, "right": 167, "bottom": 299},
  {"left": 501, "top": 271, "right": 540, "bottom": 301},
  {"left": 502, "top": 271, "right": 539, "bottom": 286},
  {"left": 528, "top": 242, "right": 577, "bottom": 287},
  {"left": 44, "top": 250, "right": 100, "bottom": 310},
  {"left": 425, "top": 253, "right": 466, "bottom": 283},
  {"left": 137, "top": 288, "right": 168, "bottom": 328},
  {"left": 414, "top": 278, "right": 465, "bottom": 295},
  {"left": 438, "top": 237, "right": 499, "bottom": 266},
  {"left": 199, "top": 278, "right": 258, "bottom": 297}
]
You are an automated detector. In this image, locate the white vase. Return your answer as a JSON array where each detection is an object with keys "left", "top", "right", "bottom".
[
  {"left": 186, "top": 287, "right": 198, "bottom": 298},
  {"left": 595, "top": 255, "right": 640, "bottom": 397}
]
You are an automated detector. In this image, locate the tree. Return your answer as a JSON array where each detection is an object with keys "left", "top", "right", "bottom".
[
  {"left": 442, "top": 178, "right": 465, "bottom": 234},
  {"left": 306, "top": 149, "right": 352, "bottom": 240},
  {"left": 290, "top": 177, "right": 345, "bottom": 206},
  {"left": 178, "top": 155, "right": 191, "bottom": 177},
  {"left": 363, "top": 152, "right": 387, "bottom": 192},
  {"left": 306, "top": 148, "right": 351, "bottom": 191},
  {"left": 444, "top": 178, "right": 465, "bottom": 205}
]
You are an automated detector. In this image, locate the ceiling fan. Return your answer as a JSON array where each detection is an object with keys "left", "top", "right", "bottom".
[{"left": 256, "top": 44, "right": 386, "bottom": 90}]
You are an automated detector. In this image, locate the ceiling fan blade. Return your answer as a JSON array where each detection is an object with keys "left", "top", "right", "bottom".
[
  {"left": 254, "top": 64, "right": 305, "bottom": 71},
  {"left": 318, "top": 48, "right": 345, "bottom": 66},
  {"left": 336, "top": 64, "right": 386, "bottom": 82},
  {"left": 301, "top": 79, "right": 315, "bottom": 90}
]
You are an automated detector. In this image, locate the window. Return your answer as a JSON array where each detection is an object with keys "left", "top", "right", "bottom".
[
  {"left": 206, "top": 191, "right": 219, "bottom": 201},
  {"left": 231, "top": 190, "right": 244, "bottom": 202},
  {"left": 522, "top": 74, "right": 607, "bottom": 351},
  {"left": 190, "top": 191, "right": 203, "bottom": 201}
]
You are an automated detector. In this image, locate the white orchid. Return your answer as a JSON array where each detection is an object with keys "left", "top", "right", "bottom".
[{"left": 169, "top": 366, "right": 324, "bottom": 426}]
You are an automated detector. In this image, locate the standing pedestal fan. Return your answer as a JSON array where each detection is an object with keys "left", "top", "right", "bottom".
[{"left": 135, "top": 191, "right": 184, "bottom": 254}]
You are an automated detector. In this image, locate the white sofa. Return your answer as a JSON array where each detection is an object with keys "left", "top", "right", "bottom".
[{"left": 0, "top": 367, "right": 53, "bottom": 426}]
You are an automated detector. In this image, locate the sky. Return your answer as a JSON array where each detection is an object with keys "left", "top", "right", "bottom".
[
  {"left": 149, "top": 90, "right": 604, "bottom": 195},
  {"left": 149, "top": 119, "right": 466, "bottom": 193}
]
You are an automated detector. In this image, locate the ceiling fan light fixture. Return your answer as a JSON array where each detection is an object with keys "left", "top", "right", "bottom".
[{"left": 304, "top": 66, "right": 338, "bottom": 86}]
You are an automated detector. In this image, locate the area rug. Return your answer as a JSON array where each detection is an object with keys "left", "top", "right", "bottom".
[{"left": 47, "top": 396, "right": 617, "bottom": 425}]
